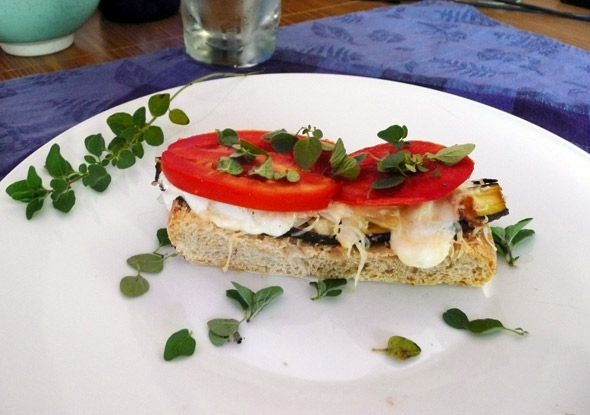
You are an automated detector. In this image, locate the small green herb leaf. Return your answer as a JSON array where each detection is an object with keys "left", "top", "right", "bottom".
[
  {"left": 372, "top": 335, "right": 421, "bottom": 361},
  {"left": 115, "top": 149, "right": 136, "bottom": 169},
  {"left": 464, "top": 318, "right": 505, "bottom": 335},
  {"left": 310, "top": 278, "right": 348, "bottom": 301},
  {"left": 156, "top": 228, "right": 172, "bottom": 247},
  {"left": 84, "top": 134, "right": 106, "bottom": 157},
  {"left": 217, "top": 157, "right": 244, "bottom": 175},
  {"left": 127, "top": 253, "right": 165, "bottom": 273},
  {"left": 169, "top": 108, "right": 190, "bottom": 125},
  {"left": 50, "top": 188, "right": 75, "bottom": 213},
  {"left": 377, "top": 125, "right": 409, "bottom": 149},
  {"left": 267, "top": 130, "right": 299, "bottom": 153},
  {"left": 207, "top": 318, "right": 243, "bottom": 345},
  {"left": 163, "top": 329, "right": 196, "bottom": 361},
  {"left": 293, "top": 137, "right": 323, "bottom": 170},
  {"left": 491, "top": 218, "right": 535, "bottom": 266},
  {"left": 45, "top": 144, "right": 74, "bottom": 178},
  {"left": 442, "top": 308, "right": 469, "bottom": 329},
  {"left": 250, "top": 286, "right": 284, "bottom": 321},
  {"left": 82, "top": 164, "right": 111, "bottom": 192},
  {"left": 329, "top": 139, "right": 361, "bottom": 180},
  {"left": 106, "top": 112, "right": 135, "bottom": 135},
  {"left": 432, "top": 143, "right": 475, "bottom": 165},
  {"left": 132, "top": 107, "right": 146, "bottom": 128},
  {"left": 148, "top": 93, "right": 170, "bottom": 117},
  {"left": 249, "top": 157, "right": 275, "bottom": 180},
  {"left": 120, "top": 275, "right": 150, "bottom": 297},
  {"left": 371, "top": 175, "right": 405, "bottom": 190},
  {"left": 217, "top": 128, "right": 240, "bottom": 146},
  {"left": 143, "top": 125, "right": 165, "bottom": 146}
]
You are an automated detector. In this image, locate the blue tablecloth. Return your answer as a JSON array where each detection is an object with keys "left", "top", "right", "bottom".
[{"left": 1, "top": 0, "right": 589, "bottom": 180}]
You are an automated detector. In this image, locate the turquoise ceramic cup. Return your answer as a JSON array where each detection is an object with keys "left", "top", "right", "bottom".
[{"left": 0, "top": 0, "right": 99, "bottom": 56}]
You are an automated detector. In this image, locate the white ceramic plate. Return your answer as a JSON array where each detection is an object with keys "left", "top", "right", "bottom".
[{"left": 1, "top": 74, "right": 589, "bottom": 414}]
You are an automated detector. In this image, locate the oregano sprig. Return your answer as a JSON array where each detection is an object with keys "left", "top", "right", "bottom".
[
  {"left": 372, "top": 124, "right": 475, "bottom": 190},
  {"left": 491, "top": 218, "right": 535, "bottom": 266},
  {"left": 6, "top": 72, "right": 243, "bottom": 219},
  {"left": 207, "top": 281, "right": 283, "bottom": 346},
  {"left": 120, "top": 228, "right": 177, "bottom": 298},
  {"left": 442, "top": 308, "right": 528, "bottom": 336}
]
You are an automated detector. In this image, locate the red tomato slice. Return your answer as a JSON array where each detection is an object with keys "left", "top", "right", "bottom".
[
  {"left": 160, "top": 130, "right": 341, "bottom": 212},
  {"left": 336, "top": 141, "right": 474, "bottom": 206}
]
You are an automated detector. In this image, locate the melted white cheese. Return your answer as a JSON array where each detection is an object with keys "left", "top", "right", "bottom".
[
  {"left": 158, "top": 176, "right": 299, "bottom": 237},
  {"left": 388, "top": 198, "right": 459, "bottom": 268}
]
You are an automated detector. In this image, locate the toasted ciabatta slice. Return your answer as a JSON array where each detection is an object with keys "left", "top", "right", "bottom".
[{"left": 167, "top": 197, "right": 497, "bottom": 286}]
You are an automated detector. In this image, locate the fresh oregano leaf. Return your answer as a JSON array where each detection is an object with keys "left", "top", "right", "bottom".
[
  {"left": 267, "top": 130, "right": 298, "bottom": 153},
  {"left": 156, "top": 228, "right": 171, "bottom": 247},
  {"left": 120, "top": 274, "right": 150, "bottom": 297},
  {"left": 106, "top": 112, "right": 135, "bottom": 135},
  {"left": 6, "top": 181, "right": 33, "bottom": 202},
  {"left": 250, "top": 286, "right": 284, "bottom": 321},
  {"left": 51, "top": 188, "right": 75, "bottom": 213},
  {"left": 249, "top": 157, "right": 275, "bottom": 179},
  {"left": 207, "top": 318, "right": 242, "bottom": 345},
  {"left": 50, "top": 178, "right": 68, "bottom": 193},
  {"left": 377, "top": 125, "right": 409, "bottom": 149},
  {"left": 26, "top": 165, "right": 43, "bottom": 189},
  {"left": 217, "top": 128, "right": 240, "bottom": 147},
  {"left": 45, "top": 144, "right": 74, "bottom": 178},
  {"left": 228, "top": 281, "right": 255, "bottom": 309},
  {"left": 127, "top": 253, "right": 165, "bottom": 273},
  {"left": 26, "top": 198, "right": 44, "bottom": 220},
  {"left": 285, "top": 169, "right": 300, "bottom": 183},
  {"left": 442, "top": 308, "right": 469, "bottom": 329},
  {"left": 464, "top": 318, "right": 505, "bottom": 335},
  {"left": 330, "top": 139, "right": 361, "bottom": 180},
  {"left": 217, "top": 157, "right": 244, "bottom": 175},
  {"left": 293, "top": 137, "right": 322, "bottom": 170},
  {"left": 143, "top": 125, "right": 165, "bottom": 146},
  {"left": 432, "top": 143, "right": 475, "bottom": 165},
  {"left": 169, "top": 108, "right": 190, "bottom": 125},
  {"left": 132, "top": 106, "right": 146, "bottom": 128},
  {"left": 115, "top": 149, "right": 136, "bottom": 169},
  {"left": 82, "top": 164, "right": 111, "bottom": 192},
  {"left": 310, "top": 278, "right": 347, "bottom": 301},
  {"left": 238, "top": 139, "right": 268, "bottom": 160},
  {"left": 131, "top": 142, "right": 145, "bottom": 159},
  {"left": 372, "top": 335, "right": 421, "bottom": 361},
  {"left": 148, "top": 93, "right": 170, "bottom": 117},
  {"left": 163, "top": 329, "right": 196, "bottom": 361},
  {"left": 371, "top": 175, "right": 405, "bottom": 190}
]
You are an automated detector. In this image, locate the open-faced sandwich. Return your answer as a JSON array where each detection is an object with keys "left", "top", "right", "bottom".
[{"left": 155, "top": 126, "right": 508, "bottom": 286}]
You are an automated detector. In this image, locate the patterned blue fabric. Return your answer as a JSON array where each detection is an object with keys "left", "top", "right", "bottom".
[{"left": 1, "top": 0, "right": 589, "bottom": 180}]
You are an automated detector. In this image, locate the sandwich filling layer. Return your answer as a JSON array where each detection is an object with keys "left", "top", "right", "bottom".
[{"left": 158, "top": 174, "right": 467, "bottom": 270}]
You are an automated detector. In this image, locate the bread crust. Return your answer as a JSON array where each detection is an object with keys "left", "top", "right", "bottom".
[{"left": 167, "top": 198, "right": 497, "bottom": 286}]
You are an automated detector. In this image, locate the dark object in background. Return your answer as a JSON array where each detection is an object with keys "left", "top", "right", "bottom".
[
  {"left": 561, "top": 0, "right": 590, "bottom": 8},
  {"left": 99, "top": 0, "right": 180, "bottom": 23}
]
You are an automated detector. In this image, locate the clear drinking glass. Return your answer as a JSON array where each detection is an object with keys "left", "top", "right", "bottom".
[{"left": 181, "top": 0, "right": 281, "bottom": 68}]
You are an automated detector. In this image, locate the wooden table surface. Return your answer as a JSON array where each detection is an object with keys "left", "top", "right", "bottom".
[{"left": 1, "top": 0, "right": 589, "bottom": 81}]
